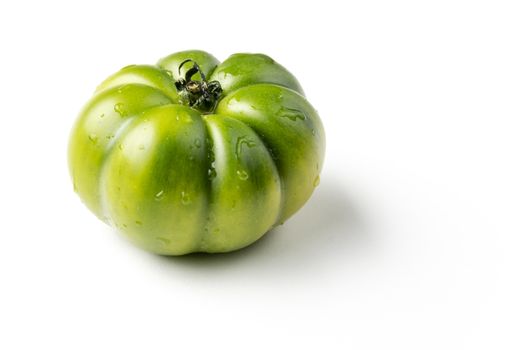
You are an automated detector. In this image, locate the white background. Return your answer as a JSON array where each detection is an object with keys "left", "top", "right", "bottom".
[{"left": 1, "top": 0, "right": 524, "bottom": 349}]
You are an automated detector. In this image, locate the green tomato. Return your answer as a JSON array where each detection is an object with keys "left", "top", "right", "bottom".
[{"left": 68, "top": 50, "right": 325, "bottom": 255}]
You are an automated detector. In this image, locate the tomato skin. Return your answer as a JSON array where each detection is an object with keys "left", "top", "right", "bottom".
[{"left": 68, "top": 51, "right": 325, "bottom": 255}]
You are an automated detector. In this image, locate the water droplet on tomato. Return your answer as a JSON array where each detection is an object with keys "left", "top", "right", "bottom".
[
  {"left": 88, "top": 133, "right": 98, "bottom": 143},
  {"left": 277, "top": 106, "right": 307, "bottom": 121},
  {"left": 156, "top": 237, "right": 170, "bottom": 246},
  {"left": 181, "top": 191, "right": 191, "bottom": 205},
  {"left": 208, "top": 168, "right": 217, "bottom": 180},
  {"left": 221, "top": 71, "right": 232, "bottom": 81},
  {"left": 236, "top": 169, "right": 249, "bottom": 181},
  {"left": 313, "top": 175, "right": 320, "bottom": 187},
  {"left": 227, "top": 96, "right": 240, "bottom": 107},
  {"left": 194, "top": 139, "right": 202, "bottom": 148},
  {"left": 99, "top": 113, "right": 105, "bottom": 118},
  {"left": 162, "top": 69, "right": 173, "bottom": 79},
  {"left": 135, "top": 220, "right": 142, "bottom": 226},
  {"left": 114, "top": 103, "right": 125, "bottom": 116},
  {"left": 155, "top": 190, "right": 165, "bottom": 201},
  {"left": 235, "top": 136, "right": 256, "bottom": 157}
]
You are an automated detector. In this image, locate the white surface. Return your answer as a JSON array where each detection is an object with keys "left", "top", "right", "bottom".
[{"left": 1, "top": 0, "right": 524, "bottom": 349}]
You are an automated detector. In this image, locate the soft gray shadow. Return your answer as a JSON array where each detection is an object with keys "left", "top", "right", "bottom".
[{"left": 150, "top": 175, "right": 374, "bottom": 280}]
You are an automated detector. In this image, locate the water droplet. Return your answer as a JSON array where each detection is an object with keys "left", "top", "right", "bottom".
[
  {"left": 311, "top": 129, "right": 316, "bottom": 136},
  {"left": 213, "top": 228, "right": 220, "bottom": 234},
  {"left": 114, "top": 102, "right": 125, "bottom": 116},
  {"left": 138, "top": 144, "right": 145, "bottom": 150},
  {"left": 181, "top": 191, "right": 191, "bottom": 205},
  {"left": 122, "top": 223, "right": 128, "bottom": 228},
  {"left": 208, "top": 168, "right": 217, "bottom": 180},
  {"left": 188, "top": 154, "right": 195, "bottom": 161},
  {"left": 162, "top": 69, "right": 173, "bottom": 78},
  {"left": 135, "top": 220, "right": 142, "bottom": 226},
  {"left": 227, "top": 96, "right": 240, "bottom": 107},
  {"left": 235, "top": 136, "right": 257, "bottom": 157},
  {"left": 237, "top": 169, "right": 249, "bottom": 181},
  {"left": 313, "top": 175, "right": 320, "bottom": 187},
  {"left": 236, "top": 136, "right": 256, "bottom": 157},
  {"left": 118, "top": 143, "right": 123, "bottom": 150},
  {"left": 220, "top": 71, "right": 232, "bottom": 81},
  {"left": 88, "top": 133, "right": 98, "bottom": 143},
  {"left": 194, "top": 139, "right": 202, "bottom": 148},
  {"left": 156, "top": 237, "right": 170, "bottom": 246},
  {"left": 99, "top": 113, "right": 105, "bottom": 118},
  {"left": 267, "top": 147, "right": 277, "bottom": 160},
  {"left": 106, "top": 134, "right": 115, "bottom": 140},
  {"left": 278, "top": 106, "right": 307, "bottom": 121},
  {"left": 155, "top": 190, "right": 165, "bottom": 201},
  {"left": 119, "top": 85, "right": 132, "bottom": 93}
]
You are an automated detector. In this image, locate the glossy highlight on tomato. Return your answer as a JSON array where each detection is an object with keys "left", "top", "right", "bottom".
[{"left": 68, "top": 50, "right": 325, "bottom": 255}]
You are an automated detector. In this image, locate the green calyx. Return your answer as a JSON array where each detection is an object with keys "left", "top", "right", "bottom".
[{"left": 174, "top": 59, "right": 222, "bottom": 113}]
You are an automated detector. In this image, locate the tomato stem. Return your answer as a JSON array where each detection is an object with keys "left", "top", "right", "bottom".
[{"left": 175, "top": 59, "right": 222, "bottom": 113}]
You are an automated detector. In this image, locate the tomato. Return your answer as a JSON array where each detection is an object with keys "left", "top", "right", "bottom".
[{"left": 68, "top": 50, "right": 325, "bottom": 255}]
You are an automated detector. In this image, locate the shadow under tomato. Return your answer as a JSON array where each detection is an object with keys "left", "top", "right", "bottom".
[{"left": 151, "top": 174, "right": 374, "bottom": 280}]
